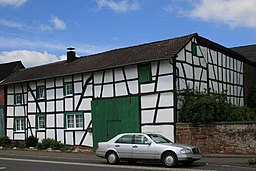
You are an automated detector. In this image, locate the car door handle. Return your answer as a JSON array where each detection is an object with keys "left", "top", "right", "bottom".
[
  {"left": 132, "top": 145, "right": 138, "bottom": 148},
  {"left": 115, "top": 145, "right": 120, "bottom": 147}
]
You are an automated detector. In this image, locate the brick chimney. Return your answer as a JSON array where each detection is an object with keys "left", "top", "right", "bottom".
[{"left": 67, "top": 47, "right": 76, "bottom": 63}]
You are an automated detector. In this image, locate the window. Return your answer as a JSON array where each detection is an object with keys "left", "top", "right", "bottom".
[
  {"left": 65, "top": 113, "right": 83, "bottom": 129},
  {"left": 116, "top": 135, "right": 133, "bottom": 144},
  {"left": 134, "top": 135, "right": 149, "bottom": 144},
  {"left": 138, "top": 63, "right": 152, "bottom": 84},
  {"left": 36, "top": 114, "right": 45, "bottom": 129},
  {"left": 192, "top": 42, "right": 197, "bottom": 56},
  {"left": 15, "top": 118, "right": 25, "bottom": 132},
  {"left": 64, "top": 83, "right": 73, "bottom": 96},
  {"left": 15, "top": 94, "right": 22, "bottom": 105},
  {"left": 37, "top": 86, "right": 45, "bottom": 99}
]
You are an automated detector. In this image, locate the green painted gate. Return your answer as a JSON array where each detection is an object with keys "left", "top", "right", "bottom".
[
  {"left": 91, "top": 96, "right": 140, "bottom": 149},
  {"left": 0, "top": 108, "right": 5, "bottom": 136}
]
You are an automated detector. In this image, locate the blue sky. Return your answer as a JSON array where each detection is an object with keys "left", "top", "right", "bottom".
[{"left": 1, "top": 0, "right": 256, "bottom": 67}]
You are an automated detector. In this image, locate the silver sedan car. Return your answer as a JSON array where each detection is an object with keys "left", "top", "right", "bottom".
[{"left": 96, "top": 133, "right": 201, "bottom": 167}]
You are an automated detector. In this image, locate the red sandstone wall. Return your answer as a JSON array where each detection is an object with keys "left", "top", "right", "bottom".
[
  {"left": 176, "top": 122, "right": 256, "bottom": 155},
  {"left": 0, "top": 86, "right": 4, "bottom": 106}
]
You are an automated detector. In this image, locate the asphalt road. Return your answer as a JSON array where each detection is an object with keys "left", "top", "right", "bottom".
[{"left": 0, "top": 150, "right": 255, "bottom": 171}]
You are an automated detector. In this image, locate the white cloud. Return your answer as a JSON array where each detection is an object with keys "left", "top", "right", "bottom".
[
  {"left": 0, "top": 50, "right": 60, "bottom": 67},
  {"left": 96, "top": 0, "right": 140, "bottom": 12},
  {"left": 185, "top": 0, "right": 256, "bottom": 28},
  {"left": 0, "top": 36, "right": 116, "bottom": 67},
  {"left": 0, "top": 36, "right": 113, "bottom": 55},
  {"left": 0, "top": 0, "right": 27, "bottom": 7},
  {"left": 0, "top": 19, "right": 26, "bottom": 29},
  {"left": 0, "top": 16, "right": 66, "bottom": 32},
  {"left": 51, "top": 16, "right": 66, "bottom": 30}
]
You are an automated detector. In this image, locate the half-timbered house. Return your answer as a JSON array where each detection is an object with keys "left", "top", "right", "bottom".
[
  {"left": 0, "top": 61, "right": 25, "bottom": 136},
  {"left": 1, "top": 33, "right": 252, "bottom": 148}
]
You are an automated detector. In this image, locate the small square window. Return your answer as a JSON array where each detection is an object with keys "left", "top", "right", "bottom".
[
  {"left": 64, "top": 83, "right": 73, "bottom": 96},
  {"left": 37, "top": 86, "right": 45, "bottom": 99},
  {"left": 15, "top": 94, "right": 22, "bottom": 105}
]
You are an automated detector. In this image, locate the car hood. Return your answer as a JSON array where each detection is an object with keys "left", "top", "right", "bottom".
[{"left": 159, "top": 143, "right": 195, "bottom": 149}]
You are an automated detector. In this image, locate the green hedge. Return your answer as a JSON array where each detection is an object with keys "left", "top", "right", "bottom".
[{"left": 179, "top": 90, "right": 256, "bottom": 126}]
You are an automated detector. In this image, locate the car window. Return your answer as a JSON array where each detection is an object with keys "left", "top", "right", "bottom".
[
  {"left": 115, "top": 135, "right": 133, "bottom": 144},
  {"left": 148, "top": 134, "right": 172, "bottom": 144},
  {"left": 134, "top": 135, "right": 149, "bottom": 144}
]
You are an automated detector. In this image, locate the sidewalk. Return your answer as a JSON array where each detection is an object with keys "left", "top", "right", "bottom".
[{"left": 199, "top": 154, "right": 255, "bottom": 168}]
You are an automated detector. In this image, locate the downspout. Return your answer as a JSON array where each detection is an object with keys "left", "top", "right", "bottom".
[{"left": 170, "top": 55, "right": 178, "bottom": 143}]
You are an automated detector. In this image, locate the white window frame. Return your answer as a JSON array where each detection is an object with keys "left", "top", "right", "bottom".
[
  {"left": 15, "top": 118, "right": 25, "bottom": 132},
  {"left": 66, "top": 113, "right": 83, "bottom": 129},
  {"left": 37, "top": 86, "right": 45, "bottom": 99},
  {"left": 65, "top": 83, "right": 73, "bottom": 96},
  {"left": 15, "top": 94, "right": 22, "bottom": 105},
  {"left": 37, "top": 115, "right": 45, "bottom": 130}
]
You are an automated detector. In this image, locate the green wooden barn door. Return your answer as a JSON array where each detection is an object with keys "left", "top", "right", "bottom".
[{"left": 91, "top": 96, "right": 140, "bottom": 149}]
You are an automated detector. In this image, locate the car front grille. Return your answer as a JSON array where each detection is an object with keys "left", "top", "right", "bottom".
[{"left": 192, "top": 148, "right": 200, "bottom": 154}]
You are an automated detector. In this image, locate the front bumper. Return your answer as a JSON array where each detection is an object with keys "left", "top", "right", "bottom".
[{"left": 178, "top": 154, "right": 202, "bottom": 161}]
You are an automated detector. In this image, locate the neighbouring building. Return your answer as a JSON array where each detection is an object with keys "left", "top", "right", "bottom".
[
  {"left": 0, "top": 61, "right": 25, "bottom": 136},
  {"left": 1, "top": 33, "right": 253, "bottom": 148},
  {"left": 231, "top": 45, "right": 256, "bottom": 105}
]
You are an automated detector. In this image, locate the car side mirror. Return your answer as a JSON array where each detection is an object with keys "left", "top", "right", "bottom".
[{"left": 145, "top": 141, "right": 151, "bottom": 146}]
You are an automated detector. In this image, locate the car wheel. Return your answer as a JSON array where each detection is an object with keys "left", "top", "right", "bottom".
[
  {"left": 106, "top": 151, "right": 119, "bottom": 164},
  {"left": 162, "top": 152, "right": 178, "bottom": 167}
]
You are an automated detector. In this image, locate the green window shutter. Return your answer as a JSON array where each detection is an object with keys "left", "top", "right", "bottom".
[
  {"left": 192, "top": 43, "right": 197, "bottom": 56},
  {"left": 138, "top": 63, "right": 152, "bottom": 84}
]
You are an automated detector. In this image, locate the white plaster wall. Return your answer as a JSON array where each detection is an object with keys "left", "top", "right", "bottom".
[
  {"left": 124, "top": 66, "right": 137, "bottom": 79},
  {"left": 156, "top": 109, "right": 174, "bottom": 123},
  {"left": 47, "top": 101, "right": 55, "bottom": 112},
  {"left": 56, "top": 114, "right": 64, "bottom": 128},
  {"left": 65, "top": 98, "right": 73, "bottom": 111},
  {"left": 159, "top": 92, "right": 173, "bottom": 107},
  {"left": 74, "top": 82, "right": 82, "bottom": 94},
  {"left": 56, "top": 101, "right": 63, "bottom": 111},
  {"left": 28, "top": 115, "right": 35, "bottom": 127},
  {"left": 140, "top": 83, "right": 154, "bottom": 93},
  {"left": 47, "top": 114, "right": 55, "bottom": 127},
  {"left": 157, "top": 75, "right": 173, "bottom": 91},
  {"left": 142, "top": 125, "right": 175, "bottom": 142},
  {"left": 65, "top": 132, "right": 73, "bottom": 145},
  {"left": 115, "top": 82, "right": 128, "bottom": 96},
  {"left": 46, "top": 129, "right": 55, "bottom": 139},
  {"left": 141, "top": 95, "right": 157, "bottom": 109},
  {"left": 37, "top": 132, "right": 45, "bottom": 142},
  {"left": 14, "top": 134, "right": 25, "bottom": 140},
  {"left": 28, "top": 103, "right": 36, "bottom": 113},
  {"left": 141, "top": 110, "right": 154, "bottom": 124},
  {"left": 102, "top": 84, "right": 114, "bottom": 97}
]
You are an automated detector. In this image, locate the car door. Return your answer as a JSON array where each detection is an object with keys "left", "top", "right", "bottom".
[
  {"left": 132, "top": 135, "right": 155, "bottom": 159},
  {"left": 114, "top": 134, "right": 133, "bottom": 159}
]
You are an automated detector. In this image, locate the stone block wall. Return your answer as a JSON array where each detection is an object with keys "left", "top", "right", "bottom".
[
  {"left": 176, "top": 122, "right": 256, "bottom": 154},
  {"left": 0, "top": 86, "right": 4, "bottom": 106}
]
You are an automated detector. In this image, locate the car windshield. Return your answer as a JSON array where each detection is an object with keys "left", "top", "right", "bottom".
[{"left": 147, "top": 134, "right": 172, "bottom": 144}]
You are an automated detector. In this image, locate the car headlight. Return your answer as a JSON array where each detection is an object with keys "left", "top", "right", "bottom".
[{"left": 180, "top": 148, "right": 192, "bottom": 154}]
